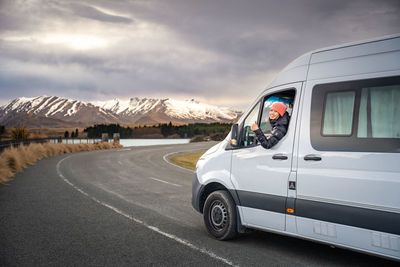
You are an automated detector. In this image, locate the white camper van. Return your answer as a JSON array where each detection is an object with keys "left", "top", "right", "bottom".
[{"left": 192, "top": 34, "right": 400, "bottom": 260}]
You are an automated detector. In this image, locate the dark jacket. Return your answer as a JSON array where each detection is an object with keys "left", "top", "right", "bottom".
[{"left": 254, "top": 112, "right": 290, "bottom": 149}]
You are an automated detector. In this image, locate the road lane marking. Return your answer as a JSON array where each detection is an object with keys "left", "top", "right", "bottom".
[
  {"left": 118, "top": 148, "right": 132, "bottom": 151},
  {"left": 149, "top": 177, "right": 182, "bottom": 187},
  {"left": 163, "top": 151, "right": 195, "bottom": 173},
  {"left": 56, "top": 155, "right": 237, "bottom": 267}
]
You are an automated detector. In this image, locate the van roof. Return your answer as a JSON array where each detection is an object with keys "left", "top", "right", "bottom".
[
  {"left": 311, "top": 33, "right": 400, "bottom": 55},
  {"left": 267, "top": 33, "right": 400, "bottom": 89}
]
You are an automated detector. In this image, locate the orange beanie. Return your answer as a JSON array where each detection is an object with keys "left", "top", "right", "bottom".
[{"left": 271, "top": 102, "right": 287, "bottom": 117}]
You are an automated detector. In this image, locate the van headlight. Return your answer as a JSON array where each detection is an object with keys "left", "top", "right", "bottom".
[{"left": 196, "top": 157, "right": 205, "bottom": 171}]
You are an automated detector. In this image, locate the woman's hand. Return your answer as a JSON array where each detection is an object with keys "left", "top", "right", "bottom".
[{"left": 251, "top": 121, "right": 259, "bottom": 131}]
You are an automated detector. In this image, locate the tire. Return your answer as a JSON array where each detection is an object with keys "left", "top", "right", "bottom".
[{"left": 203, "top": 190, "right": 238, "bottom": 240}]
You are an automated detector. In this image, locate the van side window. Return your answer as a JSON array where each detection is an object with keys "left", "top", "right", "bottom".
[
  {"left": 260, "top": 92, "right": 295, "bottom": 135},
  {"left": 238, "top": 89, "right": 296, "bottom": 149},
  {"left": 311, "top": 76, "right": 400, "bottom": 152},
  {"left": 322, "top": 91, "right": 356, "bottom": 136},
  {"left": 241, "top": 103, "right": 260, "bottom": 147},
  {"left": 358, "top": 85, "right": 400, "bottom": 138}
]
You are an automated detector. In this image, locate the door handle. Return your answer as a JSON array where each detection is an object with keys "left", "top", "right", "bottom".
[
  {"left": 272, "top": 154, "right": 288, "bottom": 160},
  {"left": 304, "top": 154, "right": 322, "bottom": 161}
]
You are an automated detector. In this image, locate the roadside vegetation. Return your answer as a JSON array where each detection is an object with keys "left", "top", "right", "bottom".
[
  {"left": 83, "top": 122, "right": 232, "bottom": 139},
  {"left": 169, "top": 151, "right": 205, "bottom": 171},
  {"left": 0, "top": 125, "right": 84, "bottom": 140},
  {"left": 0, "top": 125, "right": 5, "bottom": 141},
  {"left": 11, "top": 127, "right": 30, "bottom": 140},
  {"left": 0, "top": 123, "right": 231, "bottom": 141},
  {"left": 0, "top": 142, "right": 122, "bottom": 185}
]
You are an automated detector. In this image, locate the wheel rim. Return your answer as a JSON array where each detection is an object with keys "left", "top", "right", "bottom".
[{"left": 210, "top": 200, "right": 228, "bottom": 231}]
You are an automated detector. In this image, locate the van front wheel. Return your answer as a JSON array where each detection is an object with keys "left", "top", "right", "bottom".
[{"left": 203, "top": 190, "right": 237, "bottom": 240}]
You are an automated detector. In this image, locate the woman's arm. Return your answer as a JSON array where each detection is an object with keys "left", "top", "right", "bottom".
[{"left": 254, "top": 128, "right": 278, "bottom": 149}]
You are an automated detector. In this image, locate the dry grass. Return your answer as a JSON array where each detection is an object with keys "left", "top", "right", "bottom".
[
  {"left": 5, "top": 128, "right": 89, "bottom": 139},
  {"left": 0, "top": 142, "right": 122, "bottom": 185},
  {"left": 169, "top": 151, "right": 205, "bottom": 171},
  {"left": 29, "top": 133, "right": 47, "bottom": 139}
]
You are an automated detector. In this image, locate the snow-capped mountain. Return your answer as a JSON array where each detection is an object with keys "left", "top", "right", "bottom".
[
  {"left": 94, "top": 97, "right": 240, "bottom": 122},
  {"left": 0, "top": 96, "right": 242, "bottom": 127},
  {"left": 0, "top": 96, "right": 120, "bottom": 127}
]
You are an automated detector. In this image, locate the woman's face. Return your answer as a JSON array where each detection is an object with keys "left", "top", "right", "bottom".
[{"left": 269, "top": 108, "right": 280, "bottom": 120}]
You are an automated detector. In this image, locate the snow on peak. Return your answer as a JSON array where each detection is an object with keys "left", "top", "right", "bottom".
[
  {"left": 165, "top": 98, "right": 237, "bottom": 120},
  {"left": 92, "top": 98, "right": 130, "bottom": 114},
  {"left": 126, "top": 98, "right": 161, "bottom": 114},
  {"left": 2, "top": 96, "right": 90, "bottom": 117},
  {"left": 186, "top": 98, "right": 199, "bottom": 104},
  {"left": 10, "top": 96, "right": 36, "bottom": 110}
]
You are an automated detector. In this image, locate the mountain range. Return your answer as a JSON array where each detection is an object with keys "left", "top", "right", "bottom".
[{"left": 0, "top": 96, "right": 242, "bottom": 128}]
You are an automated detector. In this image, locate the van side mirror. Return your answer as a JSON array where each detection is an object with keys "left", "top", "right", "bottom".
[{"left": 230, "top": 124, "right": 238, "bottom": 147}]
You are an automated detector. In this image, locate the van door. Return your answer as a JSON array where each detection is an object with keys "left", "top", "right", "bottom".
[
  {"left": 230, "top": 83, "right": 301, "bottom": 231},
  {"left": 296, "top": 76, "right": 400, "bottom": 258}
]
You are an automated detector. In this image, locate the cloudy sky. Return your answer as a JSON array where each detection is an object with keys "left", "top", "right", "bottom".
[{"left": 1, "top": 0, "right": 399, "bottom": 110}]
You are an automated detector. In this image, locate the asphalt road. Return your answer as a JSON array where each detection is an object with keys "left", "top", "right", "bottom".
[{"left": 0, "top": 142, "right": 398, "bottom": 266}]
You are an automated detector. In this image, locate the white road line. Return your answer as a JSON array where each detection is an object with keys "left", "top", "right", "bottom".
[
  {"left": 149, "top": 177, "right": 182, "bottom": 187},
  {"left": 56, "top": 155, "right": 237, "bottom": 267},
  {"left": 163, "top": 151, "right": 196, "bottom": 173}
]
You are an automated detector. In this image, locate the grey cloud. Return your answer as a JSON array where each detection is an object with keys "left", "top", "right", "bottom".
[
  {"left": 0, "top": 13, "right": 25, "bottom": 32},
  {"left": 67, "top": 3, "right": 133, "bottom": 24},
  {"left": 119, "top": 0, "right": 400, "bottom": 65},
  {"left": 0, "top": 70, "right": 96, "bottom": 100}
]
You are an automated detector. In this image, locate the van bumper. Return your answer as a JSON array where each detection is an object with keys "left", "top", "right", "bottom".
[{"left": 192, "top": 174, "right": 204, "bottom": 213}]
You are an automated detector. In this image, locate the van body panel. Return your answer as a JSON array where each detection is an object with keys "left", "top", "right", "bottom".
[
  {"left": 196, "top": 140, "right": 234, "bottom": 191},
  {"left": 296, "top": 217, "right": 400, "bottom": 259},
  {"left": 239, "top": 206, "right": 286, "bottom": 230},
  {"left": 230, "top": 145, "right": 292, "bottom": 195},
  {"left": 308, "top": 50, "right": 400, "bottom": 81},
  {"left": 310, "top": 36, "right": 400, "bottom": 64},
  {"left": 267, "top": 54, "right": 309, "bottom": 90},
  {"left": 295, "top": 198, "right": 400, "bottom": 235},
  {"left": 230, "top": 82, "right": 302, "bottom": 231},
  {"left": 296, "top": 165, "right": 400, "bottom": 211},
  {"left": 308, "top": 37, "right": 400, "bottom": 81},
  {"left": 194, "top": 140, "right": 237, "bottom": 214}
]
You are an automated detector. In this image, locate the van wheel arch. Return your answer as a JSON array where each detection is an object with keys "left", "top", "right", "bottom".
[{"left": 200, "top": 182, "right": 231, "bottom": 213}]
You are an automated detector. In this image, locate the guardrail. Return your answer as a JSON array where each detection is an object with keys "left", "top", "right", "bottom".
[
  {"left": 0, "top": 138, "right": 105, "bottom": 152},
  {"left": 0, "top": 138, "right": 49, "bottom": 152}
]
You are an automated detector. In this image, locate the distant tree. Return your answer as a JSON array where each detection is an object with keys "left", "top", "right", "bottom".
[
  {"left": 11, "top": 127, "right": 29, "bottom": 140},
  {"left": 64, "top": 131, "right": 69, "bottom": 138},
  {"left": 83, "top": 124, "right": 133, "bottom": 139},
  {"left": 75, "top": 128, "right": 79, "bottom": 138},
  {"left": 0, "top": 125, "right": 5, "bottom": 140}
]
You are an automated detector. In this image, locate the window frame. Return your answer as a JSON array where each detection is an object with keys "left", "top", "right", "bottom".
[
  {"left": 321, "top": 90, "right": 357, "bottom": 137},
  {"left": 236, "top": 88, "right": 296, "bottom": 149},
  {"left": 310, "top": 76, "right": 400, "bottom": 153},
  {"left": 237, "top": 100, "right": 263, "bottom": 148}
]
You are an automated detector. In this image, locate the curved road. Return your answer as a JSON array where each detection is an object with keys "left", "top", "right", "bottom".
[{"left": 0, "top": 142, "right": 397, "bottom": 266}]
